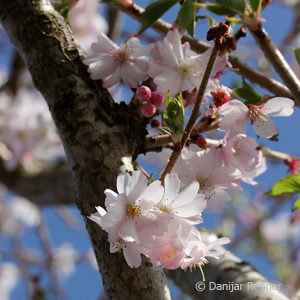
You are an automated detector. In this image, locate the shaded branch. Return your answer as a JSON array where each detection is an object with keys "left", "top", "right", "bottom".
[
  {"left": 168, "top": 231, "right": 289, "bottom": 300},
  {"left": 111, "top": 2, "right": 294, "bottom": 102}
]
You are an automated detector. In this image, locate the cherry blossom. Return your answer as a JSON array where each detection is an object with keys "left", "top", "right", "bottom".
[
  {"left": 173, "top": 145, "right": 241, "bottom": 204},
  {"left": 147, "top": 28, "right": 227, "bottom": 97},
  {"left": 84, "top": 33, "right": 152, "bottom": 88},
  {"left": 69, "top": 0, "right": 108, "bottom": 52},
  {"left": 89, "top": 171, "right": 165, "bottom": 245},
  {"left": 219, "top": 97, "right": 294, "bottom": 138},
  {"left": 157, "top": 173, "right": 206, "bottom": 225},
  {"left": 222, "top": 134, "right": 259, "bottom": 172}
]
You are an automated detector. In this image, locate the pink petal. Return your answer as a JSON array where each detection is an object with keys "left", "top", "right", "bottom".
[{"left": 253, "top": 115, "right": 278, "bottom": 138}]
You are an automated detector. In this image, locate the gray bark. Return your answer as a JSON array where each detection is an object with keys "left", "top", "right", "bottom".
[{"left": 0, "top": 0, "right": 171, "bottom": 299}]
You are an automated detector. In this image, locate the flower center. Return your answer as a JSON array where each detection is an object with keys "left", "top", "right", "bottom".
[
  {"left": 249, "top": 104, "right": 267, "bottom": 123},
  {"left": 197, "top": 177, "right": 209, "bottom": 191},
  {"left": 117, "top": 50, "right": 130, "bottom": 63},
  {"left": 126, "top": 204, "right": 141, "bottom": 218},
  {"left": 178, "top": 63, "right": 197, "bottom": 78},
  {"left": 233, "top": 141, "right": 241, "bottom": 156}
]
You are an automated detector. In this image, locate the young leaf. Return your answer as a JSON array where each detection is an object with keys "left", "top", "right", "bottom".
[
  {"left": 163, "top": 92, "right": 185, "bottom": 142},
  {"left": 249, "top": 0, "right": 261, "bottom": 12},
  {"left": 234, "top": 78, "right": 261, "bottom": 104},
  {"left": 233, "top": 88, "right": 261, "bottom": 104},
  {"left": 213, "top": 0, "right": 246, "bottom": 14},
  {"left": 292, "top": 48, "right": 300, "bottom": 66},
  {"left": 293, "top": 198, "right": 300, "bottom": 211},
  {"left": 140, "top": 0, "right": 178, "bottom": 33},
  {"left": 178, "top": 0, "right": 195, "bottom": 36},
  {"left": 200, "top": 4, "right": 237, "bottom": 16},
  {"left": 267, "top": 174, "right": 300, "bottom": 196}
]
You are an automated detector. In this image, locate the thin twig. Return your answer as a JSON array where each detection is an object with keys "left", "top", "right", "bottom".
[
  {"left": 251, "top": 26, "right": 300, "bottom": 105},
  {"left": 143, "top": 120, "right": 219, "bottom": 150},
  {"left": 111, "top": 2, "right": 293, "bottom": 101},
  {"left": 160, "top": 45, "right": 219, "bottom": 183}
]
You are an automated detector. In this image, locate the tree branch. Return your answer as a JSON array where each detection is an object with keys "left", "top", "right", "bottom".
[
  {"left": 0, "top": 1, "right": 171, "bottom": 299},
  {"left": 168, "top": 231, "right": 289, "bottom": 300},
  {"left": 111, "top": 2, "right": 294, "bottom": 102},
  {"left": 251, "top": 26, "right": 300, "bottom": 105}
]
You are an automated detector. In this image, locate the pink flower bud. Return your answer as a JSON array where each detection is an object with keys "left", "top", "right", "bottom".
[
  {"left": 141, "top": 103, "right": 156, "bottom": 118},
  {"left": 136, "top": 86, "right": 152, "bottom": 102},
  {"left": 151, "top": 91, "right": 165, "bottom": 106}
]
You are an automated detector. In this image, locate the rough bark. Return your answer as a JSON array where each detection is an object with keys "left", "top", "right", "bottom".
[{"left": 0, "top": 1, "right": 171, "bottom": 299}]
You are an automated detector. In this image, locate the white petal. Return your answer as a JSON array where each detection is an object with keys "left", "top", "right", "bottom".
[
  {"left": 163, "top": 174, "right": 180, "bottom": 204},
  {"left": 123, "top": 243, "right": 142, "bottom": 268},
  {"left": 139, "top": 180, "right": 164, "bottom": 208},
  {"left": 120, "top": 220, "right": 139, "bottom": 243},
  {"left": 165, "top": 29, "right": 184, "bottom": 62},
  {"left": 262, "top": 97, "right": 294, "bottom": 117},
  {"left": 253, "top": 115, "right": 278, "bottom": 138},
  {"left": 102, "top": 65, "right": 122, "bottom": 88}
]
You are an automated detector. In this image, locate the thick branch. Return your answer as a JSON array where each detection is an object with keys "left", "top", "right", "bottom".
[
  {"left": 111, "top": 2, "right": 293, "bottom": 101},
  {"left": 0, "top": 1, "right": 171, "bottom": 299},
  {"left": 251, "top": 26, "right": 300, "bottom": 106},
  {"left": 168, "top": 231, "right": 289, "bottom": 300},
  {"left": 0, "top": 159, "right": 75, "bottom": 206}
]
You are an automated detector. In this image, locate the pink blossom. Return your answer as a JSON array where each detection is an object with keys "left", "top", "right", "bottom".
[
  {"left": 158, "top": 173, "right": 206, "bottom": 225},
  {"left": 222, "top": 134, "right": 259, "bottom": 172},
  {"left": 84, "top": 33, "right": 152, "bottom": 88},
  {"left": 173, "top": 145, "right": 241, "bottom": 204},
  {"left": 181, "top": 228, "right": 230, "bottom": 269},
  {"left": 69, "top": 0, "right": 108, "bottom": 52},
  {"left": 219, "top": 97, "right": 294, "bottom": 138},
  {"left": 147, "top": 29, "right": 227, "bottom": 97},
  {"left": 89, "top": 171, "right": 165, "bottom": 245}
]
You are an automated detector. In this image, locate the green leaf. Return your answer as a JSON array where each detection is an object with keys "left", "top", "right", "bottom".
[
  {"left": 178, "top": 0, "right": 195, "bottom": 36},
  {"left": 140, "top": 0, "right": 178, "bottom": 33},
  {"left": 225, "top": 17, "right": 243, "bottom": 23},
  {"left": 233, "top": 88, "right": 261, "bottom": 104},
  {"left": 213, "top": 0, "right": 246, "bottom": 14},
  {"left": 163, "top": 92, "right": 185, "bottom": 142},
  {"left": 148, "top": 174, "right": 154, "bottom": 185},
  {"left": 234, "top": 78, "right": 261, "bottom": 104},
  {"left": 267, "top": 174, "right": 300, "bottom": 196},
  {"left": 249, "top": 0, "right": 261, "bottom": 12},
  {"left": 196, "top": 15, "right": 217, "bottom": 27},
  {"left": 201, "top": 4, "right": 237, "bottom": 15},
  {"left": 293, "top": 198, "right": 300, "bottom": 211},
  {"left": 292, "top": 48, "right": 300, "bottom": 66}
]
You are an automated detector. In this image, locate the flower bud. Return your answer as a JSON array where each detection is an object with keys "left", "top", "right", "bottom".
[
  {"left": 141, "top": 103, "right": 156, "bottom": 117},
  {"left": 151, "top": 91, "right": 165, "bottom": 106},
  {"left": 136, "top": 86, "right": 152, "bottom": 102}
]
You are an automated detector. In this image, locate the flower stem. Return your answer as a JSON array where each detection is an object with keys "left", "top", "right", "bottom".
[{"left": 160, "top": 45, "right": 219, "bottom": 184}]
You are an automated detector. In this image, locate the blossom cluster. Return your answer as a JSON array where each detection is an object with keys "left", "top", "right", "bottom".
[
  {"left": 0, "top": 88, "right": 64, "bottom": 170},
  {"left": 89, "top": 171, "right": 229, "bottom": 268},
  {"left": 85, "top": 26, "right": 295, "bottom": 269}
]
